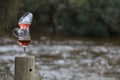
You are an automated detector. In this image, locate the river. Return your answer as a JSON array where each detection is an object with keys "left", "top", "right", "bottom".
[{"left": 0, "top": 36, "right": 120, "bottom": 80}]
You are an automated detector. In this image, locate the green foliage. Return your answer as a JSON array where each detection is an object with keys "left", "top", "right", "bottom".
[
  {"left": 0, "top": 0, "right": 22, "bottom": 35},
  {"left": 69, "top": 0, "right": 89, "bottom": 6},
  {"left": 1, "top": 0, "right": 120, "bottom": 37}
]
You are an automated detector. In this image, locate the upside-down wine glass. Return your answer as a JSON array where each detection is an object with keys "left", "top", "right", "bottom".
[{"left": 18, "top": 12, "right": 33, "bottom": 29}]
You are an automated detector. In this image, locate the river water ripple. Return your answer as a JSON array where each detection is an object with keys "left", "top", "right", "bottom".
[{"left": 0, "top": 37, "right": 119, "bottom": 80}]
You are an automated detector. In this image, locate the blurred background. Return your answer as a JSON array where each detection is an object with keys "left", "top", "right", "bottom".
[
  {"left": 1, "top": 0, "right": 120, "bottom": 37},
  {"left": 0, "top": 0, "right": 120, "bottom": 80}
]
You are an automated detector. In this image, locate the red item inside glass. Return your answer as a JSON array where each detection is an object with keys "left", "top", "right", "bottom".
[
  {"left": 18, "top": 40, "right": 30, "bottom": 47},
  {"left": 18, "top": 23, "right": 31, "bottom": 29}
]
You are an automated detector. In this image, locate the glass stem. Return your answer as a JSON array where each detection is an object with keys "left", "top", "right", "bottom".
[{"left": 24, "top": 47, "right": 26, "bottom": 52}]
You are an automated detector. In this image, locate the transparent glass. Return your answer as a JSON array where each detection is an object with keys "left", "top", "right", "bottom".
[
  {"left": 18, "top": 12, "right": 33, "bottom": 29},
  {"left": 12, "top": 28, "right": 31, "bottom": 52}
]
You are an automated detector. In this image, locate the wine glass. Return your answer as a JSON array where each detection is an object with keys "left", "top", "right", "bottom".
[
  {"left": 18, "top": 12, "right": 33, "bottom": 29},
  {"left": 13, "top": 28, "right": 31, "bottom": 52}
]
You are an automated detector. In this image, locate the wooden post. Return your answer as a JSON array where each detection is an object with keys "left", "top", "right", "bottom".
[{"left": 14, "top": 56, "right": 35, "bottom": 80}]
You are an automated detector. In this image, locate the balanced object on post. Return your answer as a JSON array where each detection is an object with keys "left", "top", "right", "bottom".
[{"left": 14, "top": 56, "right": 35, "bottom": 80}]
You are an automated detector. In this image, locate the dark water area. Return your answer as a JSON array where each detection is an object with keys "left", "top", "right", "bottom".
[{"left": 0, "top": 35, "right": 120, "bottom": 80}]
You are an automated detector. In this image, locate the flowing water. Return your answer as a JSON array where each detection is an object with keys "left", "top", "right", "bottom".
[{"left": 0, "top": 36, "right": 120, "bottom": 80}]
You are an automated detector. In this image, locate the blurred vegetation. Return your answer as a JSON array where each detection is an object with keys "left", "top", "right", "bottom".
[{"left": 0, "top": 0, "right": 120, "bottom": 38}]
